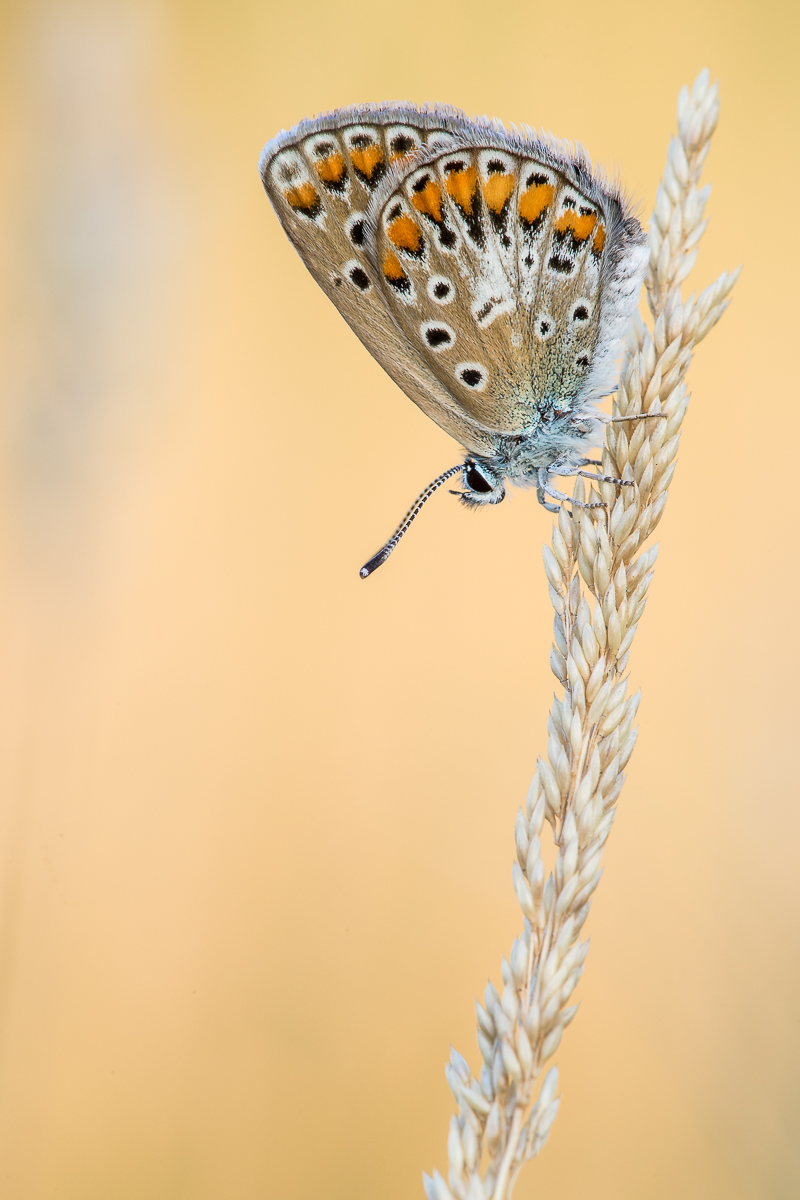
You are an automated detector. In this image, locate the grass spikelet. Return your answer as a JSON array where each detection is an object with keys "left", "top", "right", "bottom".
[{"left": 425, "top": 69, "right": 740, "bottom": 1200}]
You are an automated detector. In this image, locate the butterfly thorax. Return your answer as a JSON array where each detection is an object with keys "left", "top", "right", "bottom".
[{"left": 457, "top": 406, "right": 604, "bottom": 505}]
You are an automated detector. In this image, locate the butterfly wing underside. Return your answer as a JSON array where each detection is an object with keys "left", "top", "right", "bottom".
[
  {"left": 366, "top": 136, "right": 646, "bottom": 436},
  {"left": 260, "top": 107, "right": 501, "bottom": 455}
]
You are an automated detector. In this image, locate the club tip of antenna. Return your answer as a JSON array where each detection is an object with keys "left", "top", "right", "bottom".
[{"left": 359, "top": 551, "right": 388, "bottom": 579}]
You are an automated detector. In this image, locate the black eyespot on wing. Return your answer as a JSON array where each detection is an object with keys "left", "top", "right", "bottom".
[
  {"left": 476, "top": 297, "right": 502, "bottom": 323},
  {"left": 573, "top": 305, "right": 589, "bottom": 321},
  {"left": 466, "top": 463, "right": 493, "bottom": 493},
  {"left": 548, "top": 254, "right": 573, "bottom": 274},
  {"left": 526, "top": 172, "right": 547, "bottom": 188},
  {"left": 539, "top": 319, "right": 551, "bottom": 334},
  {"left": 563, "top": 195, "right": 576, "bottom": 210},
  {"left": 433, "top": 281, "right": 450, "bottom": 299},
  {"left": 491, "top": 223, "right": 511, "bottom": 249},
  {"left": 349, "top": 265, "right": 370, "bottom": 291},
  {"left": 425, "top": 327, "right": 453, "bottom": 348},
  {"left": 439, "top": 226, "right": 457, "bottom": 249},
  {"left": 387, "top": 203, "right": 403, "bottom": 222},
  {"left": 349, "top": 219, "right": 365, "bottom": 246},
  {"left": 486, "top": 159, "right": 506, "bottom": 174},
  {"left": 391, "top": 134, "right": 415, "bottom": 156},
  {"left": 461, "top": 368, "right": 483, "bottom": 387}
]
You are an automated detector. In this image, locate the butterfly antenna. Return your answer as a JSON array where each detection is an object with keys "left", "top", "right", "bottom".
[{"left": 359, "top": 464, "right": 463, "bottom": 579}]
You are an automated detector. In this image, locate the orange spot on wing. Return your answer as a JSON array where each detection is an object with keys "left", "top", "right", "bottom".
[
  {"left": 383, "top": 250, "right": 406, "bottom": 281},
  {"left": 285, "top": 181, "right": 320, "bottom": 214},
  {"left": 445, "top": 163, "right": 478, "bottom": 214},
  {"left": 518, "top": 182, "right": 554, "bottom": 226},
  {"left": 554, "top": 210, "right": 598, "bottom": 241},
  {"left": 387, "top": 213, "right": 423, "bottom": 254},
  {"left": 481, "top": 172, "right": 515, "bottom": 214},
  {"left": 349, "top": 143, "right": 384, "bottom": 180},
  {"left": 314, "top": 152, "right": 346, "bottom": 186},
  {"left": 592, "top": 223, "right": 606, "bottom": 255},
  {"left": 411, "top": 179, "right": 444, "bottom": 222}
]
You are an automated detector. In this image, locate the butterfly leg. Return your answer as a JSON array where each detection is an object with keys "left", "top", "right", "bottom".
[
  {"left": 537, "top": 468, "right": 604, "bottom": 510},
  {"left": 560, "top": 459, "right": 635, "bottom": 487},
  {"left": 539, "top": 496, "right": 561, "bottom": 514},
  {"left": 576, "top": 469, "right": 635, "bottom": 486}
]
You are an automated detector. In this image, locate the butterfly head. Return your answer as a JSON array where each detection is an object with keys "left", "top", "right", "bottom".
[{"left": 450, "top": 458, "right": 506, "bottom": 507}]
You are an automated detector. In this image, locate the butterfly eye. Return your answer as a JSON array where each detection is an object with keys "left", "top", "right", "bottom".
[{"left": 465, "top": 463, "right": 494, "bottom": 493}]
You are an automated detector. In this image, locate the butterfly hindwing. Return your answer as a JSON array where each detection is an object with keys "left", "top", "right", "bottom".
[{"left": 366, "top": 132, "right": 640, "bottom": 435}]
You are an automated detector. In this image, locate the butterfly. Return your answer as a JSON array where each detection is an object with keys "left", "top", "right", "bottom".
[{"left": 260, "top": 104, "right": 649, "bottom": 576}]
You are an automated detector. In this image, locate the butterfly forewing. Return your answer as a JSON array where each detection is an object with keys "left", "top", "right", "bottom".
[
  {"left": 260, "top": 107, "right": 500, "bottom": 455},
  {"left": 262, "top": 117, "right": 424, "bottom": 334}
]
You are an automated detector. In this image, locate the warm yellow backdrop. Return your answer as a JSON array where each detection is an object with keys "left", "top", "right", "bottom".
[{"left": 0, "top": 1, "right": 797, "bottom": 1197}]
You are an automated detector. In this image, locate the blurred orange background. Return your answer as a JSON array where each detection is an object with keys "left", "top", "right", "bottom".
[{"left": 0, "top": 1, "right": 797, "bottom": 1197}]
